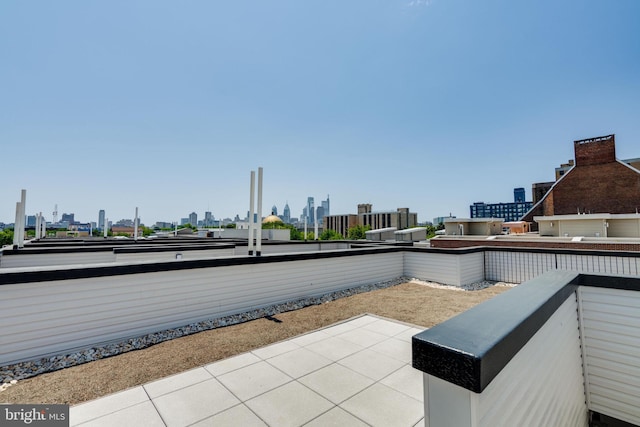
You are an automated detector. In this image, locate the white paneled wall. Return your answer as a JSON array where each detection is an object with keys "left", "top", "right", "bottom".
[
  {"left": 0, "top": 252, "right": 402, "bottom": 366},
  {"left": 115, "top": 248, "right": 235, "bottom": 262},
  {"left": 422, "top": 294, "right": 587, "bottom": 427},
  {"left": 0, "top": 251, "right": 115, "bottom": 268},
  {"left": 477, "top": 294, "right": 586, "bottom": 427},
  {"left": 404, "top": 251, "right": 483, "bottom": 286},
  {"left": 579, "top": 286, "right": 640, "bottom": 426}
]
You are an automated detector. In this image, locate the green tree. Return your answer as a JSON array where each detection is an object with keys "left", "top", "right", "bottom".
[
  {"left": 225, "top": 223, "right": 237, "bottom": 229},
  {"left": 0, "top": 228, "right": 14, "bottom": 246},
  {"left": 425, "top": 225, "right": 437, "bottom": 239},
  {"left": 319, "top": 229, "right": 343, "bottom": 240},
  {"left": 347, "top": 225, "right": 370, "bottom": 240}
]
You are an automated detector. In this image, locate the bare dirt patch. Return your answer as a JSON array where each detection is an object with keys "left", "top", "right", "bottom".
[{"left": 0, "top": 281, "right": 510, "bottom": 405}]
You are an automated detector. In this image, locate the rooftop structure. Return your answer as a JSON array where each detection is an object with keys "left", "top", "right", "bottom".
[{"left": 523, "top": 135, "right": 640, "bottom": 222}]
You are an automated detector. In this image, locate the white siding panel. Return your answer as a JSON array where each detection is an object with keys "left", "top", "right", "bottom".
[
  {"left": 458, "top": 252, "right": 485, "bottom": 286},
  {"left": 403, "top": 252, "right": 462, "bottom": 286},
  {"left": 579, "top": 286, "right": 640, "bottom": 426},
  {"left": 0, "top": 252, "right": 402, "bottom": 365},
  {"left": 477, "top": 294, "right": 587, "bottom": 427},
  {"left": 1, "top": 252, "right": 115, "bottom": 268},
  {"left": 115, "top": 248, "right": 234, "bottom": 262}
]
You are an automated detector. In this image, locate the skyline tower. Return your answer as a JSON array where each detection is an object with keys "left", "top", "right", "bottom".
[
  {"left": 306, "top": 197, "right": 315, "bottom": 224},
  {"left": 283, "top": 202, "right": 291, "bottom": 223},
  {"left": 320, "top": 194, "right": 330, "bottom": 223},
  {"left": 98, "top": 209, "right": 105, "bottom": 230}
]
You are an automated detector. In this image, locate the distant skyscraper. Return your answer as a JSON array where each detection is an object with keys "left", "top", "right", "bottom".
[
  {"left": 61, "top": 213, "right": 75, "bottom": 224},
  {"left": 514, "top": 187, "right": 526, "bottom": 203},
  {"left": 98, "top": 210, "right": 105, "bottom": 230},
  {"left": 316, "top": 206, "right": 324, "bottom": 224},
  {"left": 271, "top": 205, "right": 278, "bottom": 216},
  {"left": 306, "top": 197, "right": 315, "bottom": 224},
  {"left": 188, "top": 212, "right": 197, "bottom": 226},
  {"left": 204, "top": 211, "right": 214, "bottom": 227},
  {"left": 283, "top": 203, "right": 291, "bottom": 223},
  {"left": 321, "top": 195, "right": 330, "bottom": 218}
]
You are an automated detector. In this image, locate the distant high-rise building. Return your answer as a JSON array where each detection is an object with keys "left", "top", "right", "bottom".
[
  {"left": 27, "top": 215, "right": 36, "bottom": 227},
  {"left": 188, "top": 212, "right": 197, "bottom": 226},
  {"left": 98, "top": 210, "right": 106, "bottom": 230},
  {"left": 61, "top": 213, "right": 75, "bottom": 224},
  {"left": 271, "top": 205, "right": 278, "bottom": 216},
  {"left": 316, "top": 206, "right": 324, "bottom": 224},
  {"left": 514, "top": 188, "right": 526, "bottom": 203},
  {"left": 306, "top": 197, "right": 315, "bottom": 224},
  {"left": 283, "top": 203, "right": 291, "bottom": 224},
  {"left": 204, "top": 211, "right": 214, "bottom": 227},
  {"left": 321, "top": 195, "right": 330, "bottom": 218}
]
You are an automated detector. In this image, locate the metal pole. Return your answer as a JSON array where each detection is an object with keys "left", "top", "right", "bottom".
[
  {"left": 134, "top": 207, "right": 139, "bottom": 241},
  {"left": 13, "top": 202, "right": 21, "bottom": 247},
  {"left": 256, "top": 167, "right": 263, "bottom": 256},
  {"left": 248, "top": 170, "right": 255, "bottom": 255},
  {"left": 19, "top": 190, "right": 26, "bottom": 247},
  {"left": 314, "top": 208, "right": 318, "bottom": 240}
]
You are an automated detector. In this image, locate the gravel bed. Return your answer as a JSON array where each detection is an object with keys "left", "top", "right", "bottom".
[
  {"left": 0, "top": 276, "right": 517, "bottom": 387},
  {"left": 409, "top": 278, "right": 517, "bottom": 291}
]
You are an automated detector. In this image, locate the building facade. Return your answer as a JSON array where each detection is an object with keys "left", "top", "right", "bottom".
[
  {"left": 470, "top": 188, "right": 533, "bottom": 222},
  {"left": 523, "top": 135, "right": 640, "bottom": 223},
  {"left": 323, "top": 204, "right": 418, "bottom": 238}
]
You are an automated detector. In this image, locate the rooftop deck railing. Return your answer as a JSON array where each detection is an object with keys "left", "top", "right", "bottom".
[{"left": 412, "top": 271, "right": 640, "bottom": 426}]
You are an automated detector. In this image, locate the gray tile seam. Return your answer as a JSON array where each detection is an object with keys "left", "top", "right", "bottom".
[
  {"left": 144, "top": 385, "right": 169, "bottom": 427},
  {"left": 71, "top": 387, "right": 151, "bottom": 426},
  {"left": 144, "top": 367, "right": 215, "bottom": 400}
]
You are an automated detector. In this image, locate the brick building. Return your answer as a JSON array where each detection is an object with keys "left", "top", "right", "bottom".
[{"left": 522, "top": 135, "right": 640, "bottom": 223}]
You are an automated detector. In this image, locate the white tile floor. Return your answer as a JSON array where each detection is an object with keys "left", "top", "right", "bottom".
[{"left": 70, "top": 314, "right": 426, "bottom": 427}]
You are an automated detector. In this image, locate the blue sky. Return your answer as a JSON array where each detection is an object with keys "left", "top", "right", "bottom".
[{"left": 2, "top": 0, "right": 639, "bottom": 225}]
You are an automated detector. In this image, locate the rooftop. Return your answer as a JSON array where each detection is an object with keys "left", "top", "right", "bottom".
[{"left": 70, "top": 315, "right": 425, "bottom": 427}]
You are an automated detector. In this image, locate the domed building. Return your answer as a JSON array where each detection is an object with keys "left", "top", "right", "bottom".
[{"left": 263, "top": 212, "right": 283, "bottom": 228}]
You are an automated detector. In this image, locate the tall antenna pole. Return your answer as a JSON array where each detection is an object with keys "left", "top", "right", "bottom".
[
  {"left": 134, "top": 207, "right": 139, "bottom": 241},
  {"left": 256, "top": 167, "right": 263, "bottom": 256},
  {"left": 248, "top": 170, "right": 255, "bottom": 255}
]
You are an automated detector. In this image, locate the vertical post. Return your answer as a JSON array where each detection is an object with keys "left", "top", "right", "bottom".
[
  {"left": 20, "top": 189, "right": 26, "bottom": 246},
  {"left": 134, "top": 207, "right": 139, "bottom": 241},
  {"left": 248, "top": 170, "right": 255, "bottom": 255},
  {"left": 104, "top": 218, "right": 109, "bottom": 238},
  {"left": 13, "top": 202, "right": 22, "bottom": 247},
  {"left": 256, "top": 167, "right": 263, "bottom": 256},
  {"left": 314, "top": 209, "right": 318, "bottom": 241},
  {"left": 41, "top": 214, "right": 46, "bottom": 239},
  {"left": 35, "top": 213, "right": 40, "bottom": 239},
  {"left": 304, "top": 216, "right": 308, "bottom": 241}
]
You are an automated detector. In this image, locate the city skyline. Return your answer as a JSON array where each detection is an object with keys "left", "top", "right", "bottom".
[{"left": 2, "top": 1, "right": 639, "bottom": 225}]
